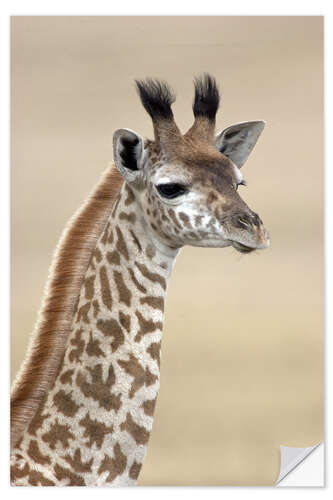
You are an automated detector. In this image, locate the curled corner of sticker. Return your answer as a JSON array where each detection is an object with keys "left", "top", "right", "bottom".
[{"left": 275, "top": 442, "right": 323, "bottom": 485}]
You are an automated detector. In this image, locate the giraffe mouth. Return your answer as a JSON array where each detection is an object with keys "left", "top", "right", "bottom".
[{"left": 231, "top": 241, "right": 256, "bottom": 254}]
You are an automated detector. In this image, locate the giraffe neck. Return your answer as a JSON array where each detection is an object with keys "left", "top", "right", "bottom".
[{"left": 11, "top": 182, "right": 179, "bottom": 486}]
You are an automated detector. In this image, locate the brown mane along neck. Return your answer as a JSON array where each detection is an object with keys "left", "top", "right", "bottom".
[{"left": 11, "top": 166, "right": 123, "bottom": 449}]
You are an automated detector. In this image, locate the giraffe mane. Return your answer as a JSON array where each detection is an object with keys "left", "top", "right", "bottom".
[{"left": 10, "top": 165, "right": 124, "bottom": 450}]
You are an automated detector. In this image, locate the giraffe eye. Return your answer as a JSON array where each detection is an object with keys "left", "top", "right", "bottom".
[{"left": 156, "top": 183, "right": 188, "bottom": 199}]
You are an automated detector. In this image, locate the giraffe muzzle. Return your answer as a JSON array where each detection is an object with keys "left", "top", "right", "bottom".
[{"left": 228, "top": 212, "right": 270, "bottom": 253}]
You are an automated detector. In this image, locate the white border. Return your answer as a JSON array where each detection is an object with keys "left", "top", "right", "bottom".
[
  {"left": 2, "top": 2, "right": 330, "bottom": 498},
  {"left": 277, "top": 443, "right": 324, "bottom": 486}
]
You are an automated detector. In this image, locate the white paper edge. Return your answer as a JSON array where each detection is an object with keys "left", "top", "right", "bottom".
[{"left": 275, "top": 442, "right": 323, "bottom": 486}]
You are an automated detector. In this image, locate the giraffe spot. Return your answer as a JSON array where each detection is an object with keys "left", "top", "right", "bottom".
[
  {"left": 108, "top": 228, "right": 114, "bottom": 244},
  {"left": 42, "top": 419, "right": 75, "bottom": 450},
  {"left": 97, "top": 318, "right": 124, "bottom": 352},
  {"left": 53, "top": 389, "right": 81, "bottom": 417},
  {"left": 146, "top": 341, "right": 161, "bottom": 367},
  {"left": 145, "top": 244, "right": 156, "bottom": 259},
  {"left": 167, "top": 208, "right": 182, "bottom": 228},
  {"left": 119, "top": 310, "right": 131, "bottom": 333},
  {"left": 145, "top": 366, "right": 158, "bottom": 387},
  {"left": 179, "top": 211, "right": 192, "bottom": 228},
  {"left": 114, "top": 270, "right": 132, "bottom": 306},
  {"left": 106, "top": 250, "right": 120, "bottom": 266},
  {"left": 129, "top": 460, "right": 142, "bottom": 480},
  {"left": 130, "top": 229, "right": 142, "bottom": 252},
  {"left": 69, "top": 328, "right": 85, "bottom": 363},
  {"left": 11, "top": 462, "right": 30, "bottom": 481},
  {"left": 98, "top": 443, "right": 127, "bottom": 483},
  {"left": 93, "top": 247, "right": 103, "bottom": 263},
  {"left": 135, "top": 262, "right": 166, "bottom": 290},
  {"left": 117, "top": 353, "right": 146, "bottom": 399},
  {"left": 76, "top": 364, "right": 122, "bottom": 412},
  {"left": 128, "top": 267, "right": 147, "bottom": 294},
  {"left": 54, "top": 463, "right": 85, "bottom": 486},
  {"left": 79, "top": 412, "right": 114, "bottom": 449},
  {"left": 77, "top": 302, "right": 90, "bottom": 323},
  {"left": 100, "top": 266, "right": 113, "bottom": 311},
  {"left": 142, "top": 397, "right": 157, "bottom": 417},
  {"left": 60, "top": 368, "right": 75, "bottom": 385},
  {"left": 63, "top": 448, "right": 93, "bottom": 473},
  {"left": 140, "top": 295, "right": 164, "bottom": 312},
  {"left": 116, "top": 226, "right": 129, "bottom": 260},
  {"left": 28, "top": 470, "right": 55, "bottom": 486},
  {"left": 120, "top": 412, "right": 149, "bottom": 445},
  {"left": 27, "top": 439, "right": 51, "bottom": 466},
  {"left": 84, "top": 275, "right": 95, "bottom": 300},
  {"left": 92, "top": 299, "right": 100, "bottom": 318},
  {"left": 124, "top": 184, "right": 135, "bottom": 206},
  {"left": 86, "top": 331, "right": 105, "bottom": 358},
  {"left": 135, "top": 310, "right": 163, "bottom": 342},
  {"left": 119, "top": 211, "right": 136, "bottom": 224}
]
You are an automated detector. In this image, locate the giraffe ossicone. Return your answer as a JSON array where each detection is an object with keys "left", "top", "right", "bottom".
[{"left": 11, "top": 74, "right": 269, "bottom": 486}]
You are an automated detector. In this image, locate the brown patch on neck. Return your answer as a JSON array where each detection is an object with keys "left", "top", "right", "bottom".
[
  {"left": 142, "top": 396, "right": 157, "bottom": 417},
  {"left": 98, "top": 443, "right": 127, "bottom": 483},
  {"left": 114, "top": 270, "right": 132, "bottom": 306},
  {"left": 129, "top": 460, "right": 142, "bottom": 480},
  {"left": 28, "top": 469, "right": 56, "bottom": 486},
  {"left": 63, "top": 448, "right": 93, "bottom": 473},
  {"left": 120, "top": 412, "right": 150, "bottom": 445},
  {"left": 53, "top": 389, "right": 81, "bottom": 417},
  {"left": 97, "top": 318, "right": 124, "bottom": 353},
  {"left": 135, "top": 261, "right": 167, "bottom": 290},
  {"left": 27, "top": 439, "right": 51, "bottom": 466},
  {"left": 99, "top": 265, "right": 113, "bottom": 310},
  {"left": 41, "top": 419, "right": 75, "bottom": 450},
  {"left": 79, "top": 412, "right": 114, "bottom": 449},
  {"left": 11, "top": 166, "right": 123, "bottom": 450},
  {"left": 134, "top": 310, "right": 163, "bottom": 342},
  {"left": 76, "top": 364, "right": 122, "bottom": 412},
  {"left": 54, "top": 463, "right": 85, "bottom": 486}
]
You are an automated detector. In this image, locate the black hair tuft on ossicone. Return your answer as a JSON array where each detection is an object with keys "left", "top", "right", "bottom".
[
  {"left": 192, "top": 73, "right": 220, "bottom": 121},
  {"left": 135, "top": 78, "right": 176, "bottom": 120}
]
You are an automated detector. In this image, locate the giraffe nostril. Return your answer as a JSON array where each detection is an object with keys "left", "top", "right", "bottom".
[{"left": 234, "top": 215, "right": 252, "bottom": 230}]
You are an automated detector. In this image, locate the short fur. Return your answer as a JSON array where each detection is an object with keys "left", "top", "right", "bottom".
[{"left": 10, "top": 166, "right": 123, "bottom": 449}]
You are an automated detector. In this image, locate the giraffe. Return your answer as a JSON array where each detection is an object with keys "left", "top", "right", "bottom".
[{"left": 10, "top": 74, "right": 269, "bottom": 486}]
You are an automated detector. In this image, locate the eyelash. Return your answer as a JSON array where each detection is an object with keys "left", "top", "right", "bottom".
[{"left": 236, "top": 180, "right": 247, "bottom": 190}]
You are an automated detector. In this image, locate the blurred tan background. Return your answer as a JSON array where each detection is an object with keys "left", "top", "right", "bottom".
[{"left": 11, "top": 16, "right": 323, "bottom": 485}]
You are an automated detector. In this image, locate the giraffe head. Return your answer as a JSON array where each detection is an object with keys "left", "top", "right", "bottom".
[{"left": 113, "top": 74, "right": 270, "bottom": 253}]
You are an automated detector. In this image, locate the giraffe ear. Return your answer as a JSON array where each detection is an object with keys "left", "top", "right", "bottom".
[
  {"left": 113, "top": 128, "right": 145, "bottom": 182},
  {"left": 215, "top": 121, "right": 265, "bottom": 168}
]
